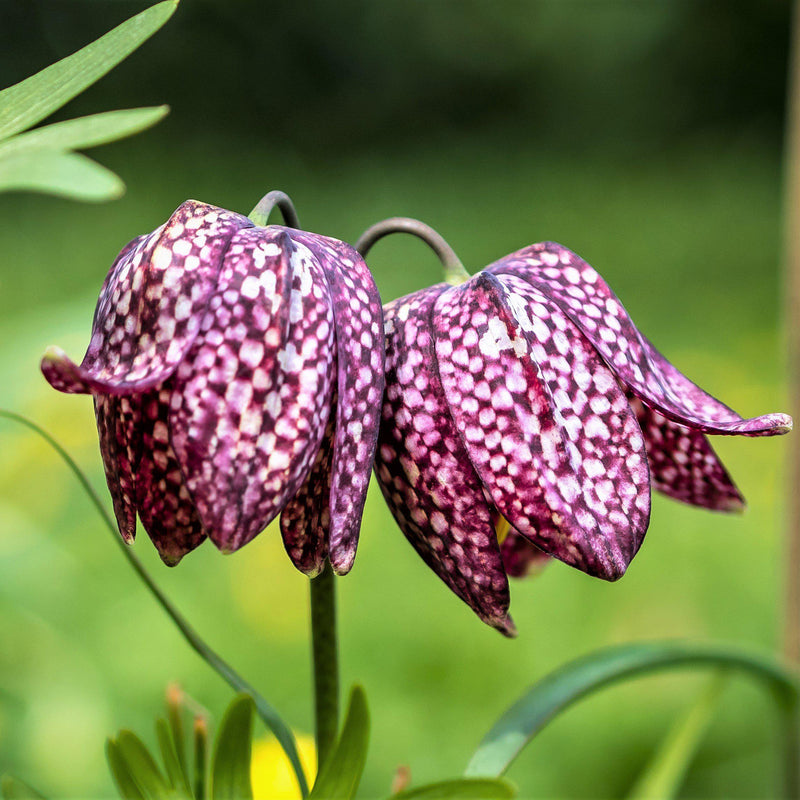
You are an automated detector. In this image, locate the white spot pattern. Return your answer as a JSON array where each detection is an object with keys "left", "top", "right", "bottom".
[
  {"left": 42, "top": 202, "right": 385, "bottom": 570},
  {"left": 487, "top": 243, "right": 792, "bottom": 437},
  {"left": 374, "top": 285, "right": 515, "bottom": 635}
]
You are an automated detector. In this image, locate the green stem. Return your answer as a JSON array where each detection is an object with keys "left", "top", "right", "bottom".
[
  {"left": 0, "top": 410, "right": 310, "bottom": 799},
  {"left": 310, "top": 561, "right": 340, "bottom": 770},
  {"left": 354, "top": 216, "right": 470, "bottom": 286},
  {"left": 248, "top": 189, "right": 300, "bottom": 228}
]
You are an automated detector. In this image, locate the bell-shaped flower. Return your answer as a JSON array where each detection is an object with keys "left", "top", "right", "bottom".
[
  {"left": 42, "top": 199, "right": 384, "bottom": 574},
  {"left": 374, "top": 241, "right": 791, "bottom": 635}
]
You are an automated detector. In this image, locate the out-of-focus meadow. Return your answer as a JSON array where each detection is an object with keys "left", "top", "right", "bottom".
[{"left": 0, "top": 1, "right": 794, "bottom": 797}]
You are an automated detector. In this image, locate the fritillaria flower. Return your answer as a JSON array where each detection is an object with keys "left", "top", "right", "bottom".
[
  {"left": 41, "top": 198, "right": 384, "bottom": 574},
  {"left": 371, "top": 236, "right": 791, "bottom": 635}
]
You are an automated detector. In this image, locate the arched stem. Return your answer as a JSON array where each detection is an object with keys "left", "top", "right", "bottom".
[
  {"left": 248, "top": 190, "right": 300, "bottom": 229},
  {"left": 355, "top": 217, "right": 470, "bottom": 285}
]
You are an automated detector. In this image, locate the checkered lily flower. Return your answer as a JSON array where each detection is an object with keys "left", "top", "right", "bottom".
[
  {"left": 374, "top": 242, "right": 791, "bottom": 635},
  {"left": 42, "top": 199, "right": 384, "bottom": 574}
]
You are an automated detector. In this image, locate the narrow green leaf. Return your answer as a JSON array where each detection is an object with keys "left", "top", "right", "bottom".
[
  {"left": 116, "top": 730, "right": 173, "bottom": 800},
  {"left": 0, "top": 150, "right": 123, "bottom": 201},
  {"left": 0, "top": 775, "right": 47, "bottom": 800},
  {"left": 107, "top": 739, "right": 147, "bottom": 800},
  {"left": 166, "top": 685, "right": 189, "bottom": 787},
  {"left": 156, "top": 718, "right": 193, "bottom": 798},
  {"left": 310, "top": 686, "right": 369, "bottom": 800},
  {"left": 194, "top": 717, "right": 209, "bottom": 800},
  {"left": 627, "top": 673, "right": 728, "bottom": 799},
  {"left": 0, "top": 107, "right": 169, "bottom": 160},
  {"left": 210, "top": 695, "right": 254, "bottom": 800},
  {"left": 465, "top": 642, "right": 799, "bottom": 778},
  {"left": 0, "top": 1, "right": 177, "bottom": 140},
  {"left": 391, "top": 778, "right": 516, "bottom": 799}
]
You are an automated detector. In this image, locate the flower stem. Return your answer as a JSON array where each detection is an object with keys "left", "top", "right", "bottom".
[
  {"left": 309, "top": 561, "right": 340, "bottom": 769},
  {"left": 0, "top": 410, "right": 310, "bottom": 798},
  {"left": 355, "top": 216, "right": 470, "bottom": 285},
  {"left": 248, "top": 190, "right": 300, "bottom": 228}
]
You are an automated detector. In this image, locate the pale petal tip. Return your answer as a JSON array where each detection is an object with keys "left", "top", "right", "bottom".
[
  {"left": 720, "top": 495, "right": 746, "bottom": 514},
  {"left": 329, "top": 548, "right": 356, "bottom": 576},
  {"left": 155, "top": 545, "right": 186, "bottom": 567},
  {"left": 493, "top": 614, "right": 518, "bottom": 638},
  {"left": 40, "top": 346, "right": 91, "bottom": 394}
]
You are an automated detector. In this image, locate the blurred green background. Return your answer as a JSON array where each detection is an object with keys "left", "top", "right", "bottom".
[{"left": 0, "top": 1, "right": 794, "bottom": 797}]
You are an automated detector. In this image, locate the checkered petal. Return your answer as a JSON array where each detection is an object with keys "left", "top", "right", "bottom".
[
  {"left": 628, "top": 394, "right": 744, "bottom": 511},
  {"left": 291, "top": 232, "right": 385, "bottom": 575},
  {"left": 136, "top": 388, "right": 207, "bottom": 565},
  {"left": 280, "top": 401, "right": 335, "bottom": 576},
  {"left": 41, "top": 201, "right": 252, "bottom": 396},
  {"left": 168, "top": 227, "right": 336, "bottom": 553},
  {"left": 433, "top": 272, "right": 651, "bottom": 580},
  {"left": 94, "top": 393, "right": 138, "bottom": 541},
  {"left": 487, "top": 243, "right": 792, "bottom": 437},
  {"left": 374, "top": 285, "right": 514, "bottom": 635}
]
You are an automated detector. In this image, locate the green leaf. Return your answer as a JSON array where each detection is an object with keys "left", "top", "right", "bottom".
[
  {"left": 0, "top": 107, "right": 169, "bottom": 160},
  {"left": 210, "top": 694, "right": 255, "bottom": 800},
  {"left": 464, "top": 641, "right": 799, "bottom": 778},
  {"left": 310, "top": 686, "right": 370, "bottom": 800},
  {"left": 116, "top": 731, "right": 173, "bottom": 800},
  {"left": 0, "top": 1, "right": 177, "bottom": 140},
  {"left": 165, "top": 686, "right": 189, "bottom": 791},
  {"left": 391, "top": 778, "right": 516, "bottom": 799},
  {"left": 107, "top": 739, "right": 147, "bottom": 800},
  {"left": 0, "top": 775, "right": 47, "bottom": 800},
  {"left": 156, "top": 718, "right": 193, "bottom": 798},
  {"left": 627, "top": 673, "right": 728, "bottom": 799},
  {"left": 194, "top": 717, "right": 209, "bottom": 800},
  {"left": 0, "top": 150, "right": 123, "bottom": 201}
]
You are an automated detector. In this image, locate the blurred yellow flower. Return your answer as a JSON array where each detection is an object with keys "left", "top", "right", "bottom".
[{"left": 250, "top": 733, "right": 316, "bottom": 800}]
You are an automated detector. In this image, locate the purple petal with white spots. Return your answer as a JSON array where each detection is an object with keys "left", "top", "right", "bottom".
[
  {"left": 41, "top": 201, "right": 252, "bottom": 396},
  {"left": 628, "top": 394, "right": 744, "bottom": 511},
  {"left": 169, "top": 227, "right": 335, "bottom": 553},
  {"left": 374, "top": 285, "right": 514, "bottom": 635},
  {"left": 487, "top": 243, "right": 791, "bottom": 436},
  {"left": 280, "top": 402, "right": 335, "bottom": 576},
  {"left": 135, "top": 388, "right": 207, "bottom": 565},
  {"left": 291, "top": 232, "right": 385, "bottom": 576},
  {"left": 433, "top": 272, "right": 650, "bottom": 580},
  {"left": 94, "top": 394, "right": 138, "bottom": 541}
]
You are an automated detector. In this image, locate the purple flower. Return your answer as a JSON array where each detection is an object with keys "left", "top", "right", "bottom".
[
  {"left": 42, "top": 200, "right": 384, "bottom": 574},
  {"left": 374, "top": 242, "right": 791, "bottom": 635}
]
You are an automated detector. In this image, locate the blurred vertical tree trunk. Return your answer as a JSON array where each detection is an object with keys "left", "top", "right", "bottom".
[{"left": 785, "top": 0, "right": 800, "bottom": 664}]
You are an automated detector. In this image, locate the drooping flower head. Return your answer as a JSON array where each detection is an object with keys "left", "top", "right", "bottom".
[
  {"left": 42, "top": 198, "right": 384, "bottom": 575},
  {"left": 365, "top": 226, "right": 791, "bottom": 635}
]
